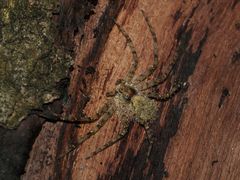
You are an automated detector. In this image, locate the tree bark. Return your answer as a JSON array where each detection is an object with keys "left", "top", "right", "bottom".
[{"left": 23, "top": 0, "right": 240, "bottom": 180}]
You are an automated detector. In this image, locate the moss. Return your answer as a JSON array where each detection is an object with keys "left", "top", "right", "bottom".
[{"left": 0, "top": 0, "right": 72, "bottom": 128}]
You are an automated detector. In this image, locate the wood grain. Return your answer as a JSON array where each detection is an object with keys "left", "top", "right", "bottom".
[{"left": 23, "top": 0, "right": 240, "bottom": 179}]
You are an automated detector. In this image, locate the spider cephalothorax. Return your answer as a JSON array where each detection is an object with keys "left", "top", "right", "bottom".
[
  {"left": 115, "top": 79, "right": 137, "bottom": 100},
  {"left": 62, "top": 10, "right": 184, "bottom": 160}
]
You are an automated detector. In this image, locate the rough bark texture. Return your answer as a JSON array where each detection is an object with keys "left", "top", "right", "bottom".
[{"left": 22, "top": 0, "right": 240, "bottom": 180}]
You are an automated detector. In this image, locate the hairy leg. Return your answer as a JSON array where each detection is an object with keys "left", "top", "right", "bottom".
[
  {"left": 143, "top": 123, "right": 155, "bottom": 159},
  {"left": 82, "top": 100, "right": 111, "bottom": 122},
  {"left": 31, "top": 109, "right": 85, "bottom": 124},
  {"left": 58, "top": 104, "right": 115, "bottom": 159},
  {"left": 137, "top": 45, "right": 178, "bottom": 91},
  {"left": 147, "top": 82, "right": 183, "bottom": 101},
  {"left": 76, "top": 107, "right": 114, "bottom": 145},
  {"left": 86, "top": 121, "right": 130, "bottom": 159},
  {"left": 71, "top": 101, "right": 112, "bottom": 128},
  {"left": 32, "top": 99, "right": 111, "bottom": 124},
  {"left": 133, "top": 10, "right": 159, "bottom": 83},
  {"left": 113, "top": 20, "right": 139, "bottom": 81}
]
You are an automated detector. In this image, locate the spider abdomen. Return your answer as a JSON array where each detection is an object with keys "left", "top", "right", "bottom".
[{"left": 131, "top": 95, "right": 159, "bottom": 124}]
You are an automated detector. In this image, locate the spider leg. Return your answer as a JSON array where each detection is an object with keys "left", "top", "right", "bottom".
[
  {"left": 77, "top": 107, "right": 114, "bottom": 145},
  {"left": 80, "top": 100, "right": 110, "bottom": 123},
  {"left": 147, "top": 82, "right": 182, "bottom": 101},
  {"left": 137, "top": 45, "right": 178, "bottom": 91},
  {"left": 86, "top": 121, "right": 130, "bottom": 159},
  {"left": 143, "top": 123, "right": 155, "bottom": 158},
  {"left": 133, "top": 10, "right": 159, "bottom": 83},
  {"left": 113, "top": 20, "right": 138, "bottom": 81},
  {"left": 70, "top": 102, "right": 110, "bottom": 128},
  {"left": 31, "top": 109, "right": 81, "bottom": 124},
  {"left": 106, "top": 90, "right": 116, "bottom": 97},
  {"left": 62, "top": 98, "right": 112, "bottom": 125},
  {"left": 58, "top": 104, "right": 115, "bottom": 159}
]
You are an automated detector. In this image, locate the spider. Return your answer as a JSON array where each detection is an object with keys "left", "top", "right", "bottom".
[{"left": 62, "top": 10, "right": 184, "bottom": 160}]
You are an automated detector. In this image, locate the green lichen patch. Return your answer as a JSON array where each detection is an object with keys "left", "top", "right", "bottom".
[{"left": 0, "top": 0, "right": 72, "bottom": 128}]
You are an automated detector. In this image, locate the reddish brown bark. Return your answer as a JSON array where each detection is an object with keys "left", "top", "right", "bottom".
[{"left": 23, "top": 0, "right": 240, "bottom": 179}]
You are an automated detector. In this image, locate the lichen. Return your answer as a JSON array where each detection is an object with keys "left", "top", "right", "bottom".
[{"left": 0, "top": 0, "right": 72, "bottom": 128}]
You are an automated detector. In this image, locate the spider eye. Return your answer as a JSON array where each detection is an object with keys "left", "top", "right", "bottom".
[
  {"left": 115, "top": 79, "right": 123, "bottom": 85},
  {"left": 124, "top": 95, "right": 131, "bottom": 100},
  {"left": 119, "top": 87, "right": 124, "bottom": 93}
]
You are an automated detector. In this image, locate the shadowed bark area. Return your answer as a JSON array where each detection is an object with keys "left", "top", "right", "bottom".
[{"left": 23, "top": 0, "right": 240, "bottom": 180}]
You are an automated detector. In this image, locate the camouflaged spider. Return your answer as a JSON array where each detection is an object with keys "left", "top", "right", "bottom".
[{"left": 63, "top": 10, "right": 183, "bottom": 160}]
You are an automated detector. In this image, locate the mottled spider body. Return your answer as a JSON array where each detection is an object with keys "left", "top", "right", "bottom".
[
  {"left": 113, "top": 80, "right": 159, "bottom": 124},
  {"left": 62, "top": 10, "right": 183, "bottom": 160}
]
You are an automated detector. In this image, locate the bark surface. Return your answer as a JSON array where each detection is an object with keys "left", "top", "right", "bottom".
[{"left": 23, "top": 0, "right": 240, "bottom": 180}]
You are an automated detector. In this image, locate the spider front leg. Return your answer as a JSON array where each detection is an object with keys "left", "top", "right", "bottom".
[
  {"left": 80, "top": 100, "right": 110, "bottom": 123},
  {"left": 86, "top": 120, "right": 130, "bottom": 159},
  {"left": 70, "top": 95, "right": 115, "bottom": 124},
  {"left": 32, "top": 103, "right": 104, "bottom": 124},
  {"left": 147, "top": 82, "right": 183, "bottom": 101},
  {"left": 133, "top": 10, "right": 159, "bottom": 83},
  {"left": 113, "top": 20, "right": 139, "bottom": 81},
  {"left": 137, "top": 55, "right": 178, "bottom": 91}
]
